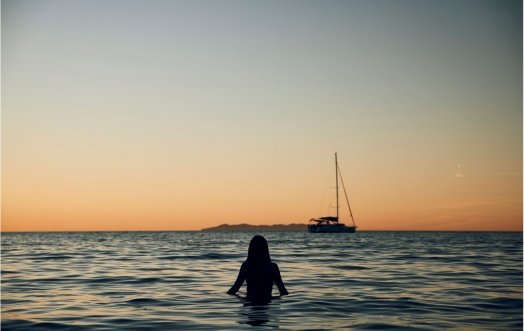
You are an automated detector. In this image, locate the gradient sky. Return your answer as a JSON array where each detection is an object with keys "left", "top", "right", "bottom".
[{"left": 2, "top": 0, "right": 522, "bottom": 231}]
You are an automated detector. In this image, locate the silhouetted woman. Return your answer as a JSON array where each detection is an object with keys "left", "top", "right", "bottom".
[{"left": 227, "top": 235, "right": 288, "bottom": 302}]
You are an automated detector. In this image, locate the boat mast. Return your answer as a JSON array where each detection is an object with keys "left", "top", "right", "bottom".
[{"left": 335, "top": 153, "right": 339, "bottom": 222}]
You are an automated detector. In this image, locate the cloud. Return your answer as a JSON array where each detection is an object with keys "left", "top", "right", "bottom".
[{"left": 455, "top": 173, "right": 464, "bottom": 178}]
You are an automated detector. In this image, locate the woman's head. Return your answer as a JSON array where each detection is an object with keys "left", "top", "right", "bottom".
[{"left": 247, "top": 235, "right": 271, "bottom": 263}]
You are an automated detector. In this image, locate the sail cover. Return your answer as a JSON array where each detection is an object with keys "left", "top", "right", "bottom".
[{"left": 319, "top": 216, "right": 338, "bottom": 221}]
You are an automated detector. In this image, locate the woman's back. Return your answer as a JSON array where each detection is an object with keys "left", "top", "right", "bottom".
[{"left": 243, "top": 261, "right": 284, "bottom": 300}]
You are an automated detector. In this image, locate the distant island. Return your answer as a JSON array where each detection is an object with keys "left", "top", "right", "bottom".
[{"left": 201, "top": 223, "right": 307, "bottom": 231}]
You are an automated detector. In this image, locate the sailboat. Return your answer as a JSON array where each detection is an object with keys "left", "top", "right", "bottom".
[{"left": 308, "top": 153, "right": 357, "bottom": 233}]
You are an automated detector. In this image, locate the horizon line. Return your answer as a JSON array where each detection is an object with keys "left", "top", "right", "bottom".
[{"left": 2, "top": 230, "right": 522, "bottom": 233}]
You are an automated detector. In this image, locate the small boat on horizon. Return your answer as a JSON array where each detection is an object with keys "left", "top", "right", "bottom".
[{"left": 308, "top": 153, "right": 357, "bottom": 233}]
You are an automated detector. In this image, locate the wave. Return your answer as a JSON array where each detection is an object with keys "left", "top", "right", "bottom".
[{"left": 2, "top": 231, "right": 522, "bottom": 331}]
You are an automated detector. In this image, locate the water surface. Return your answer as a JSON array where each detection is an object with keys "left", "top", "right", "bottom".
[{"left": 2, "top": 231, "right": 522, "bottom": 330}]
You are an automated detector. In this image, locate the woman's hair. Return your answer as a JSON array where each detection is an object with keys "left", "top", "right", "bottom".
[{"left": 246, "top": 235, "right": 271, "bottom": 279}]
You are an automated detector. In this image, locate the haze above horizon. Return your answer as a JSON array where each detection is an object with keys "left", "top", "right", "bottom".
[{"left": 2, "top": 0, "right": 522, "bottom": 232}]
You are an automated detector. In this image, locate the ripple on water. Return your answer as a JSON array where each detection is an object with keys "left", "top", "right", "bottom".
[{"left": 1, "top": 231, "right": 522, "bottom": 331}]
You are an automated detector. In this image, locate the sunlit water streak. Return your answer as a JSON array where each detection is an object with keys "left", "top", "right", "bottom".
[{"left": 2, "top": 231, "right": 522, "bottom": 330}]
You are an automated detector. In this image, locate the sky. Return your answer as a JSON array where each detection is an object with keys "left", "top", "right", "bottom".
[{"left": 2, "top": 0, "right": 522, "bottom": 231}]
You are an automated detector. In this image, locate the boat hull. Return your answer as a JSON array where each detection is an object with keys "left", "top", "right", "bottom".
[{"left": 308, "top": 225, "right": 356, "bottom": 233}]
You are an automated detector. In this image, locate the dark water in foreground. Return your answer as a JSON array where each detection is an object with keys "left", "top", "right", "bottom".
[{"left": 2, "top": 231, "right": 522, "bottom": 330}]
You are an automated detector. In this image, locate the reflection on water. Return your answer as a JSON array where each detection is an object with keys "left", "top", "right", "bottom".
[
  {"left": 2, "top": 231, "right": 522, "bottom": 330},
  {"left": 240, "top": 301, "right": 272, "bottom": 327}
]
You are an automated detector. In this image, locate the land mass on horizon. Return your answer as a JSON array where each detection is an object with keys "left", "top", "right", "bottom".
[{"left": 201, "top": 223, "right": 307, "bottom": 231}]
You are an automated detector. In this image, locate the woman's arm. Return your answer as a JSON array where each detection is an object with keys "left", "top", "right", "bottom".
[
  {"left": 227, "top": 263, "right": 246, "bottom": 295},
  {"left": 274, "top": 264, "right": 289, "bottom": 296}
]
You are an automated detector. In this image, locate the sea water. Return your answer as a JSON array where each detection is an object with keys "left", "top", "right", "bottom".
[{"left": 2, "top": 231, "right": 522, "bottom": 330}]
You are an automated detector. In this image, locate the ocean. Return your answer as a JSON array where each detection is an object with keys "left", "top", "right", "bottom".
[{"left": 2, "top": 231, "right": 522, "bottom": 330}]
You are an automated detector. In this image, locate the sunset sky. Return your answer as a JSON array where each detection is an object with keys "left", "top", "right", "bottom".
[{"left": 2, "top": 0, "right": 522, "bottom": 231}]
